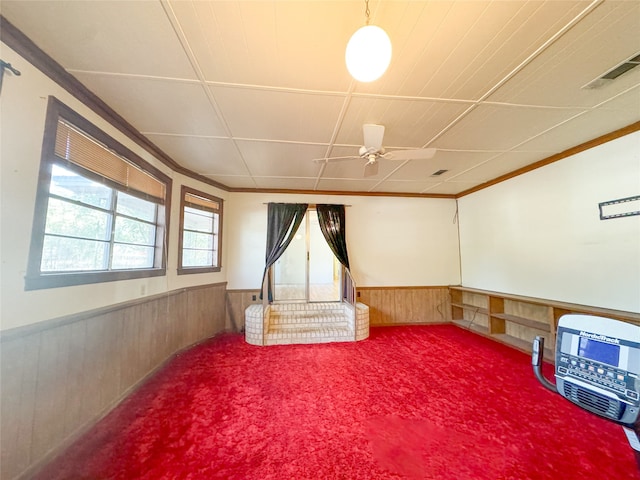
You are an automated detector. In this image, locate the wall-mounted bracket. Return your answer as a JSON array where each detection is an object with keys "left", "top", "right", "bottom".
[
  {"left": 599, "top": 195, "right": 640, "bottom": 220},
  {"left": 0, "top": 60, "right": 21, "bottom": 96}
]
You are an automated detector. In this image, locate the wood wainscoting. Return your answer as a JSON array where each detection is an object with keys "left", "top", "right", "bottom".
[
  {"left": 226, "top": 289, "right": 262, "bottom": 332},
  {"left": 226, "top": 286, "right": 451, "bottom": 330},
  {"left": 0, "top": 282, "right": 227, "bottom": 480},
  {"left": 356, "top": 286, "right": 451, "bottom": 326}
]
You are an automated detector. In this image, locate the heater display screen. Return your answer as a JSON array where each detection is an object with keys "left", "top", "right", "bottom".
[{"left": 578, "top": 337, "right": 620, "bottom": 367}]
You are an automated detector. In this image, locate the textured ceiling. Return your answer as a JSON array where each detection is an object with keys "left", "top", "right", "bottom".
[{"left": 2, "top": 0, "right": 639, "bottom": 196}]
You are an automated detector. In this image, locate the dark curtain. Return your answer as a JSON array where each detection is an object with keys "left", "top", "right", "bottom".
[
  {"left": 316, "top": 204, "right": 350, "bottom": 270},
  {"left": 260, "top": 203, "right": 308, "bottom": 301}
]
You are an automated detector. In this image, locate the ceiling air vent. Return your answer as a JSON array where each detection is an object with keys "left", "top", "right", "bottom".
[
  {"left": 431, "top": 169, "right": 448, "bottom": 177},
  {"left": 583, "top": 52, "right": 640, "bottom": 89}
]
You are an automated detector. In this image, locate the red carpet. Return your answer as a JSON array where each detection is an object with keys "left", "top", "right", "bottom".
[{"left": 35, "top": 325, "right": 638, "bottom": 479}]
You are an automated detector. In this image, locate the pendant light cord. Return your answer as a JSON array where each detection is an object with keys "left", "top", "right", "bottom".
[{"left": 364, "top": 0, "right": 370, "bottom": 25}]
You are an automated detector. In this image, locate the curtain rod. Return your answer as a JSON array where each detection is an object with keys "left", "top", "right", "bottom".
[{"left": 262, "top": 203, "right": 351, "bottom": 207}]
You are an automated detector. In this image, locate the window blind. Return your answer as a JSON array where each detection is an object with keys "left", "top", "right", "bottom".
[
  {"left": 54, "top": 120, "right": 166, "bottom": 202},
  {"left": 184, "top": 192, "right": 220, "bottom": 212}
]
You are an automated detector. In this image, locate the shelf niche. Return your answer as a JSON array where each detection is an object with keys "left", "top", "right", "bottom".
[{"left": 449, "top": 286, "right": 640, "bottom": 363}]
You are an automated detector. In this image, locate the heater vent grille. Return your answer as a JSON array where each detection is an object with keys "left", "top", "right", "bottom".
[
  {"left": 563, "top": 382, "right": 623, "bottom": 420},
  {"left": 583, "top": 52, "right": 640, "bottom": 89}
]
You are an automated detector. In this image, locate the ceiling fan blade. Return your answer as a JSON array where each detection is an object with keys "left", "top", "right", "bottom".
[
  {"left": 364, "top": 161, "right": 379, "bottom": 177},
  {"left": 312, "top": 155, "right": 360, "bottom": 163},
  {"left": 383, "top": 148, "right": 436, "bottom": 161},
  {"left": 363, "top": 124, "right": 385, "bottom": 151}
]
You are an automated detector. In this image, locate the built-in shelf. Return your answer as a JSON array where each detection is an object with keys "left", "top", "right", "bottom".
[
  {"left": 451, "top": 318, "right": 489, "bottom": 336},
  {"left": 490, "top": 313, "right": 550, "bottom": 332},
  {"left": 449, "top": 286, "right": 640, "bottom": 364}
]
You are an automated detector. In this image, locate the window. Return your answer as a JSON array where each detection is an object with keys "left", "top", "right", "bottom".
[
  {"left": 178, "top": 186, "right": 222, "bottom": 274},
  {"left": 25, "top": 97, "right": 171, "bottom": 290}
]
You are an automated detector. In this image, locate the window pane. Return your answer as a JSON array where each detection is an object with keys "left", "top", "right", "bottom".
[
  {"left": 114, "top": 216, "right": 156, "bottom": 245},
  {"left": 116, "top": 192, "right": 156, "bottom": 222},
  {"left": 112, "top": 244, "right": 155, "bottom": 269},
  {"left": 183, "top": 231, "right": 214, "bottom": 250},
  {"left": 184, "top": 207, "right": 213, "bottom": 233},
  {"left": 182, "top": 249, "right": 214, "bottom": 268},
  {"left": 45, "top": 198, "right": 111, "bottom": 241},
  {"left": 213, "top": 213, "right": 219, "bottom": 235},
  {"left": 50, "top": 164, "right": 112, "bottom": 209},
  {"left": 41, "top": 236, "right": 109, "bottom": 271}
]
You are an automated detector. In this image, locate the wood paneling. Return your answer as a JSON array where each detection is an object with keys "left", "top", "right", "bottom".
[
  {"left": 0, "top": 282, "right": 227, "bottom": 480},
  {"left": 356, "top": 286, "right": 451, "bottom": 326},
  {"left": 226, "top": 289, "right": 262, "bottom": 332}
]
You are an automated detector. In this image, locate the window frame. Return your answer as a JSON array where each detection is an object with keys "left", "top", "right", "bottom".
[
  {"left": 25, "top": 97, "right": 172, "bottom": 290},
  {"left": 177, "top": 185, "right": 223, "bottom": 275}
]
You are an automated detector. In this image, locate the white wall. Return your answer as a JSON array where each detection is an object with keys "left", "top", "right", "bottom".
[
  {"left": 225, "top": 192, "right": 461, "bottom": 289},
  {"left": 458, "top": 131, "right": 640, "bottom": 313},
  {"left": 0, "top": 43, "right": 227, "bottom": 330}
]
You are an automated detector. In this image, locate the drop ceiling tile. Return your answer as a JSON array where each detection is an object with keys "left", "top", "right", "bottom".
[
  {"left": 356, "top": 0, "right": 589, "bottom": 99},
  {"left": 387, "top": 150, "right": 500, "bottom": 181},
  {"left": 73, "top": 73, "right": 226, "bottom": 136},
  {"left": 488, "top": 1, "right": 640, "bottom": 107},
  {"left": 423, "top": 181, "right": 480, "bottom": 195},
  {"left": 144, "top": 134, "right": 248, "bottom": 176},
  {"left": 315, "top": 178, "right": 382, "bottom": 192},
  {"left": 2, "top": 0, "right": 196, "bottom": 79},
  {"left": 204, "top": 175, "right": 256, "bottom": 189},
  {"left": 450, "top": 151, "right": 555, "bottom": 183},
  {"left": 253, "top": 177, "right": 318, "bottom": 190},
  {"left": 432, "top": 103, "right": 586, "bottom": 151},
  {"left": 236, "top": 141, "right": 327, "bottom": 177},
  {"left": 371, "top": 180, "right": 443, "bottom": 195},
  {"left": 171, "top": 0, "right": 357, "bottom": 90},
  {"left": 210, "top": 85, "right": 346, "bottom": 142},
  {"left": 516, "top": 87, "right": 640, "bottom": 152},
  {"left": 337, "top": 96, "right": 471, "bottom": 147}
]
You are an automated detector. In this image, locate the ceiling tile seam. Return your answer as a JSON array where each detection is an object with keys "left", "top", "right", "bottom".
[
  {"left": 384, "top": 1, "right": 437, "bottom": 98},
  {"left": 447, "top": 0, "right": 533, "bottom": 100},
  {"left": 511, "top": 4, "right": 616, "bottom": 100},
  {"left": 421, "top": 103, "right": 480, "bottom": 148},
  {"left": 314, "top": 81, "right": 358, "bottom": 191},
  {"left": 417, "top": 0, "right": 603, "bottom": 151},
  {"left": 233, "top": 138, "right": 331, "bottom": 147},
  {"left": 498, "top": 83, "right": 640, "bottom": 153},
  {"left": 160, "top": 0, "right": 257, "bottom": 187},
  {"left": 410, "top": 0, "right": 470, "bottom": 98},
  {"left": 418, "top": 1, "right": 492, "bottom": 99},
  {"left": 440, "top": 110, "right": 594, "bottom": 185},
  {"left": 141, "top": 132, "right": 230, "bottom": 140},
  {"left": 436, "top": 152, "right": 513, "bottom": 184},
  {"left": 367, "top": 160, "right": 412, "bottom": 192},
  {"left": 64, "top": 69, "right": 201, "bottom": 85},
  {"left": 480, "top": 100, "right": 595, "bottom": 110},
  {"left": 349, "top": 91, "right": 475, "bottom": 105},
  {"left": 503, "top": 109, "right": 594, "bottom": 153},
  {"left": 473, "top": 0, "right": 604, "bottom": 104},
  {"left": 205, "top": 80, "right": 349, "bottom": 98},
  {"left": 589, "top": 83, "right": 640, "bottom": 110}
]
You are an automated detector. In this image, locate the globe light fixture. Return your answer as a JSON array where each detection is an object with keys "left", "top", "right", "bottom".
[{"left": 345, "top": 1, "right": 392, "bottom": 82}]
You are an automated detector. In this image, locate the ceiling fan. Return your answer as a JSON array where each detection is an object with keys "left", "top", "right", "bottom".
[{"left": 314, "top": 124, "right": 436, "bottom": 177}]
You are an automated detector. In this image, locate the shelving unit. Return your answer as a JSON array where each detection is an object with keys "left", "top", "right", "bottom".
[{"left": 449, "top": 286, "right": 640, "bottom": 362}]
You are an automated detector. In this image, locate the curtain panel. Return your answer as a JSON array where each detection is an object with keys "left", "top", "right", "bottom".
[
  {"left": 316, "top": 204, "right": 350, "bottom": 270},
  {"left": 260, "top": 203, "right": 308, "bottom": 301}
]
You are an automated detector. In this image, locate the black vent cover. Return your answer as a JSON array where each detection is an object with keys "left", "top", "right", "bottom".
[
  {"left": 584, "top": 51, "right": 640, "bottom": 89},
  {"left": 563, "top": 382, "right": 624, "bottom": 421}
]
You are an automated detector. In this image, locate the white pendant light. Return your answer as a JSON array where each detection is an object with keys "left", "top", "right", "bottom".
[{"left": 345, "top": 1, "right": 392, "bottom": 82}]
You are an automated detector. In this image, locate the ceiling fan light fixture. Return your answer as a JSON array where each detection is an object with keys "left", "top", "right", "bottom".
[{"left": 345, "top": 25, "right": 392, "bottom": 82}]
